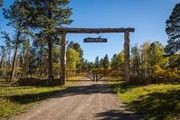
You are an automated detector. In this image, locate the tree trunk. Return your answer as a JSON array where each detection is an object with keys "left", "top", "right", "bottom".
[
  {"left": 39, "top": 44, "right": 43, "bottom": 78},
  {"left": 10, "top": 31, "right": 20, "bottom": 81},
  {"left": 10, "top": 45, "right": 18, "bottom": 81},
  {"left": 0, "top": 56, "right": 6, "bottom": 78},
  {"left": 2, "top": 57, "right": 7, "bottom": 78},
  {"left": 47, "top": 36, "right": 54, "bottom": 82}
]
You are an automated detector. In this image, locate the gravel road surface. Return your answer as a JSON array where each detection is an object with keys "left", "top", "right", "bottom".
[{"left": 8, "top": 80, "right": 139, "bottom": 120}]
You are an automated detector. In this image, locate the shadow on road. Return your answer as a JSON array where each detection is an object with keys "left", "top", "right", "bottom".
[
  {"left": 95, "top": 110, "right": 139, "bottom": 120},
  {"left": 57, "top": 83, "right": 113, "bottom": 97},
  {"left": 6, "top": 81, "right": 113, "bottom": 104}
]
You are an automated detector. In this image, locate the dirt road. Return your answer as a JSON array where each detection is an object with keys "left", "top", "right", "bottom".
[{"left": 8, "top": 81, "right": 139, "bottom": 120}]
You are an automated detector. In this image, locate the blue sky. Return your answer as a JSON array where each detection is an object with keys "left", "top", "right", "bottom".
[{"left": 0, "top": 0, "right": 179, "bottom": 61}]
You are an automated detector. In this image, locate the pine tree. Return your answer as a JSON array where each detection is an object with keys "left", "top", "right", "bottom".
[
  {"left": 111, "top": 54, "right": 117, "bottom": 69},
  {"left": 82, "top": 59, "right": 88, "bottom": 71},
  {"left": 15, "top": 0, "right": 73, "bottom": 80},
  {"left": 103, "top": 54, "right": 110, "bottom": 69},
  {"left": 20, "top": 38, "right": 31, "bottom": 75},
  {"left": 0, "top": 45, "right": 7, "bottom": 77},
  {"left": 3, "top": 1, "right": 27, "bottom": 81},
  {"left": 94, "top": 56, "right": 100, "bottom": 69},
  {"left": 1, "top": 32, "right": 11, "bottom": 65},
  {"left": 99, "top": 58, "right": 104, "bottom": 69},
  {"left": 165, "top": 3, "right": 180, "bottom": 54}
]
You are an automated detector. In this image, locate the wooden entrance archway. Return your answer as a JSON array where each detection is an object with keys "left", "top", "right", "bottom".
[{"left": 57, "top": 28, "right": 135, "bottom": 84}]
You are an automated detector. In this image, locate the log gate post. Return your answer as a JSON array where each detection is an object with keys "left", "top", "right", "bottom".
[
  {"left": 124, "top": 31, "right": 130, "bottom": 82},
  {"left": 60, "top": 31, "right": 66, "bottom": 85}
]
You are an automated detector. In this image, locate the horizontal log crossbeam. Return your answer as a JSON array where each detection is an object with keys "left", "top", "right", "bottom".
[{"left": 57, "top": 28, "right": 135, "bottom": 33}]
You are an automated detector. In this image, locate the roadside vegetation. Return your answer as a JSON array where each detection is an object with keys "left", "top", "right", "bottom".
[
  {"left": 0, "top": 82, "right": 73, "bottom": 119},
  {"left": 110, "top": 81, "right": 180, "bottom": 120},
  {"left": 107, "top": 5, "right": 180, "bottom": 119}
]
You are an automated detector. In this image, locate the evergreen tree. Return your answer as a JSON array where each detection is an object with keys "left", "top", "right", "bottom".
[
  {"left": 87, "top": 62, "right": 94, "bottom": 71},
  {"left": 82, "top": 59, "right": 88, "bottom": 71},
  {"left": 3, "top": 1, "right": 28, "bottom": 80},
  {"left": 168, "top": 54, "right": 180, "bottom": 69},
  {"left": 0, "top": 45, "right": 7, "bottom": 77},
  {"left": 94, "top": 56, "right": 100, "bottom": 69},
  {"left": 165, "top": 3, "right": 180, "bottom": 54},
  {"left": 99, "top": 58, "right": 104, "bottom": 68},
  {"left": 15, "top": 0, "right": 73, "bottom": 80},
  {"left": 103, "top": 54, "right": 110, "bottom": 69},
  {"left": 20, "top": 38, "right": 31, "bottom": 75},
  {"left": 1, "top": 32, "right": 11, "bottom": 65},
  {"left": 31, "top": 38, "right": 48, "bottom": 77},
  {"left": 111, "top": 54, "right": 117, "bottom": 69}
]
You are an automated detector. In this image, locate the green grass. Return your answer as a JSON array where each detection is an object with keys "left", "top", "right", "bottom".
[
  {"left": 110, "top": 81, "right": 180, "bottom": 120},
  {"left": 103, "top": 76, "right": 122, "bottom": 81},
  {"left": 0, "top": 82, "right": 73, "bottom": 119},
  {"left": 67, "top": 76, "right": 87, "bottom": 81}
]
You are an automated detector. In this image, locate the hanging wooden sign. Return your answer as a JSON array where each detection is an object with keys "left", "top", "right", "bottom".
[{"left": 84, "top": 37, "right": 107, "bottom": 43}]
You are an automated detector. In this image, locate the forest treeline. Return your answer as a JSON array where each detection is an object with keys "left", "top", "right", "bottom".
[
  {"left": 0, "top": 1, "right": 179, "bottom": 84},
  {"left": 71, "top": 40, "right": 179, "bottom": 84}
]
